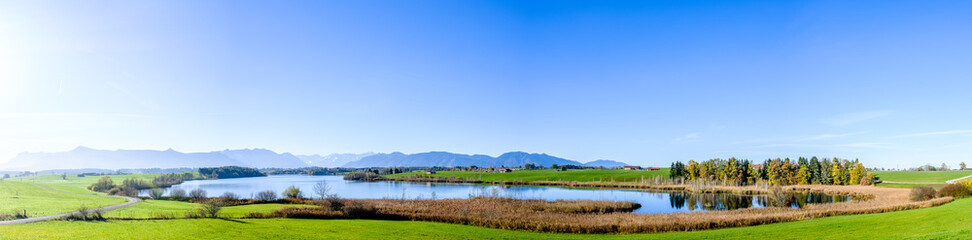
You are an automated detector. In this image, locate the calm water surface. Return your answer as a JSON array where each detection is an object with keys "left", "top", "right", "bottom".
[{"left": 148, "top": 175, "right": 851, "bottom": 214}]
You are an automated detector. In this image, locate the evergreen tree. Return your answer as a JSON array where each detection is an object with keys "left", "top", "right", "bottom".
[
  {"left": 820, "top": 159, "right": 832, "bottom": 184},
  {"left": 809, "top": 157, "right": 822, "bottom": 184}
]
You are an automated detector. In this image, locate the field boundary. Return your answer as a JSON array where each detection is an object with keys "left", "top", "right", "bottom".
[
  {"left": 0, "top": 183, "right": 141, "bottom": 225},
  {"left": 946, "top": 174, "right": 972, "bottom": 184}
]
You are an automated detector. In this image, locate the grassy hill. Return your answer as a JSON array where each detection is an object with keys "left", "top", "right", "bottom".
[
  {"left": 0, "top": 180, "right": 126, "bottom": 217},
  {"left": 874, "top": 170, "right": 972, "bottom": 188}
]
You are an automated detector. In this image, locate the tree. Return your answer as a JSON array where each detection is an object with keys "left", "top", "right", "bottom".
[
  {"left": 189, "top": 188, "right": 207, "bottom": 199},
  {"left": 313, "top": 179, "right": 333, "bottom": 199},
  {"left": 686, "top": 160, "right": 700, "bottom": 180},
  {"left": 849, "top": 163, "right": 866, "bottom": 185},
  {"left": 941, "top": 163, "right": 950, "bottom": 171},
  {"left": 88, "top": 175, "right": 115, "bottom": 192},
  {"left": 809, "top": 157, "right": 822, "bottom": 184},
  {"left": 831, "top": 158, "right": 844, "bottom": 185},
  {"left": 283, "top": 185, "right": 303, "bottom": 198},
  {"left": 961, "top": 162, "right": 967, "bottom": 170},
  {"left": 257, "top": 190, "right": 278, "bottom": 201},
  {"left": 149, "top": 188, "right": 165, "bottom": 199},
  {"left": 820, "top": 159, "right": 832, "bottom": 185},
  {"left": 798, "top": 165, "right": 811, "bottom": 185}
]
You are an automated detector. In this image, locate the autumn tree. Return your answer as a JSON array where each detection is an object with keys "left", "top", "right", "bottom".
[
  {"left": 686, "top": 160, "right": 700, "bottom": 180},
  {"left": 831, "top": 158, "right": 844, "bottom": 185},
  {"left": 849, "top": 162, "right": 866, "bottom": 185},
  {"left": 798, "top": 164, "right": 811, "bottom": 185}
]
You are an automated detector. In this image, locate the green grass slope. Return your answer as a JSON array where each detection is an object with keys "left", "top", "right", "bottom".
[
  {"left": 386, "top": 169, "right": 669, "bottom": 182},
  {"left": 874, "top": 170, "right": 972, "bottom": 183},
  {"left": 11, "top": 174, "right": 167, "bottom": 195},
  {"left": 3, "top": 198, "right": 970, "bottom": 239},
  {"left": 102, "top": 200, "right": 315, "bottom": 219},
  {"left": 0, "top": 180, "right": 126, "bottom": 217}
]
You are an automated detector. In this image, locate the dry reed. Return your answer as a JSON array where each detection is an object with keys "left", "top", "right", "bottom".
[{"left": 258, "top": 185, "right": 951, "bottom": 234}]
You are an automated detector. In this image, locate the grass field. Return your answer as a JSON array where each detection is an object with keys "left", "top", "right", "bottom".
[
  {"left": 0, "top": 180, "right": 126, "bottom": 217},
  {"left": 873, "top": 170, "right": 972, "bottom": 188},
  {"left": 386, "top": 169, "right": 669, "bottom": 182},
  {"left": 0, "top": 197, "right": 970, "bottom": 239},
  {"left": 102, "top": 200, "right": 316, "bottom": 219},
  {"left": 10, "top": 174, "right": 168, "bottom": 195}
]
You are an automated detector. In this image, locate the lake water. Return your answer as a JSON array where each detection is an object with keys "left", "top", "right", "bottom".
[{"left": 146, "top": 175, "right": 851, "bottom": 214}]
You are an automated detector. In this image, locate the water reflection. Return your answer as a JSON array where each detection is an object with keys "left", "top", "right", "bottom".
[
  {"left": 669, "top": 191, "right": 850, "bottom": 211},
  {"left": 147, "top": 175, "right": 851, "bottom": 214}
]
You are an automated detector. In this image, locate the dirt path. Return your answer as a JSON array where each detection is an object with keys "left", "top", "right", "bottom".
[
  {"left": 0, "top": 184, "right": 141, "bottom": 225},
  {"left": 946, "top": 174, "right": 972, "bottom": 184}
]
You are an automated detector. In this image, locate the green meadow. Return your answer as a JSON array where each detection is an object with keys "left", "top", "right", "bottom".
[
  {"left": 0, "top": 198, "right": 970, "bottom": 239},
  {"left": 3, "top": 170, "right": 972, "bottom": 239},
  {"left": 0, "top": 180, "right": 126, "bottom": 217}
]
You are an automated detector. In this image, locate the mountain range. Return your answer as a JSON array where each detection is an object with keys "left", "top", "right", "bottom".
[
  {"left": 0, "top": 147, "right": 629, "bottom": 171},
  {"left": 342, "top": 151, "right": 628, "bottom": 168}
]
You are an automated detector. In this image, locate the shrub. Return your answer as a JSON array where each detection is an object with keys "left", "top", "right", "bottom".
[
  {"left": 88, "top": 175, "right": 115, "bottom": 192},
  {"left": 152, "top": 173, "right": 185, "bottom": 188},
  {"left": 121, "top": 178, "right": 150, "bottom": 190},
  {"left": 256, "top": 190, "right": 278, "bottom": 202},
  {"left": 169, "top": 187, "right": 188, "bottom": 200},
  {"left": 860, "top": 172, "right": 876, "bottom": 185},
  {"left": 766, "top": 187, "right": 791, "bottom": 207},
  {"left": 220, "top": 192, "right": 241, "bottom": 201},
  {"left": 938, "top": 183, "right": 971, "bottom": 199},
  {"left": 343, "top": 171, "right": 381, "bottom": 181},
  {"left": 189, "top": 188, "right": 207, "bottom": 200},
  {"left": 107, "top": 185, "right": 138, "bottom": 197},
  {"left": 324, "top": 196, "right": 346, "bottom": 211},
  {"left": 148, "top": 188, "right": 165, "bottom": 199},
  {"left": 283, "top": 185, "right": 303, "bottom": 199},
  {"left": 341, "top": 200, "right": 377, "bottom": 218},
  {"left": 63, "top": 205, "right": 105, "bottom": 221},
  {"left": 910, "top": 186, "right": 937, "bottom": 201},
  {"left": 0, "top": 210, "right": 28, "bottom": 220},
  {"left": 200, "top": 200, "right": 224, "bottom": 218}
]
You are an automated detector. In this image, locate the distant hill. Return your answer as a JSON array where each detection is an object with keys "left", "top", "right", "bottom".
[
  {"left": 0, "top": 146, "right": 311, "bottom": 171},
  {"left": 582, "top": 160, "right": 629, "bottom": 168},
  {"left": 342, "top": 151, "right": 628, "bottom": 168},
  {"left": 0, "top": 147, "right": 630, "bottom": 171},
  {"left": 296, "top": 153, "right": 375, "bottom": 168}
]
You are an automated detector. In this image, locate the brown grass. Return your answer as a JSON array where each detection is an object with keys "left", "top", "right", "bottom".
[{"left": 256, "top": 185, "right": 951, "bottom": 234}]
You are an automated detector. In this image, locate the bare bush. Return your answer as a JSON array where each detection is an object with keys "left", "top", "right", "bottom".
[
  {"left": 63, "top": 205, "right": 105, "bottom": 221},
  {"left": 189, "top": 188, "right": 207, "bottom": 200},
  {"left": 256, "top": 190, "right": 278, "bottom": 202},
  {"left": 910, "top": 186, "right": 937, "bottom": 201},
  {"left": 169, "top": 187, "right": 187, "bottom": 200},
  {"left": 314, "top": 180, "right": 334, "bottom": 199},
  {"left": 148, "top": 188, "right": 165, "bottom": 199},
  {"left": 341, "top": 200, "right": 378, "bottom": 218},
  {"left": 220, "top": 192, "right": 241, "bottom": 201},
  {"left": 938, "top": 183, "right": 971, "bottom": 199}
]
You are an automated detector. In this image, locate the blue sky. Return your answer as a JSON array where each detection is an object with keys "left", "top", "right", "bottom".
[{"left": 1, "top": 1, "right": 971, "bottom": 169}]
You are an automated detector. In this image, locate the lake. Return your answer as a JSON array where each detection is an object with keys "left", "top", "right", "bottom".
[{"left": 146, "top": 175, "right": 851, "bottom": 214}]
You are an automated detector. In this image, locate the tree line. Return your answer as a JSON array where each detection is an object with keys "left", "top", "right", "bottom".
[{"left": 670, "top": 157, "right": 873, "bottom": 186}]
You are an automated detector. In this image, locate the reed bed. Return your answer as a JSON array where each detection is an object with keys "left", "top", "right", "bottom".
[{"left": 256, "top": 185, "right": 951, "bottom": 234}]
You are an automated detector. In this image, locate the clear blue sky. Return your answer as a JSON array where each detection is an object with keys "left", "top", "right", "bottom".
[{"left": 1, "top": 1, "right": 971, "bottom": 169}]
